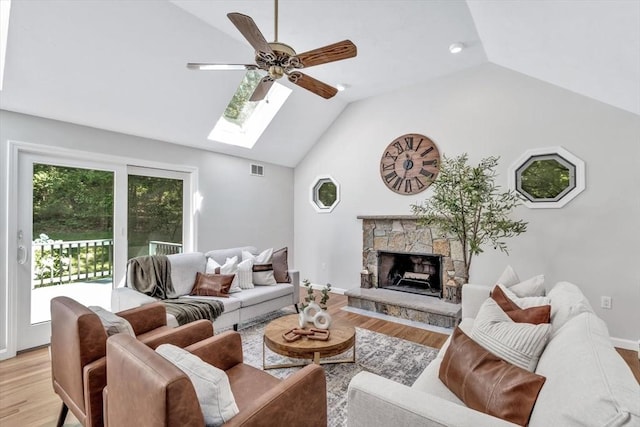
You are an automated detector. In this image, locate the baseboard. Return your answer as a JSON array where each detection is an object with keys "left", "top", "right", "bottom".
[
  {"left": 610, "top": 336, "right": 640, "bottom": 354},
  {"left": 307, "top": 283, "right": 347, "bottom": 295}
]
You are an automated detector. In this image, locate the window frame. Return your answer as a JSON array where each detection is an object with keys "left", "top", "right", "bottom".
[
  {"left": 309, "top": 175, "right": 340, "bottom": 213},
  {"left": 508, "top": 146, "right": 585, "bottom": 209}
]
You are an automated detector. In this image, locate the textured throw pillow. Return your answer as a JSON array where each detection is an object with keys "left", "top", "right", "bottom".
[
  {"left": 439, "top": 327, "right": 546, "bottom": 426},
  {"left": 491, "top": 285, "right": 551, "bottom": 324},
  {"left": 471, "top": 298, "right": 552, "bottom": 372},
  {"left": 190, "top": 272, "right": 234, "bottom": 297},
  {"left": 156, "top": 344, "right": 239, "bottom": 426},
  {"left": 206, "top": 256, "right": 241, "bottom": 293},
  {"left": 272, "top": 247, "right": 291, "bottom": 283},
  {"left": 236, "top": 258, "right": 254, "bottom": 289},
  {"left": 242, "top": 248, "right": 277, "bottom": 286},
  {"left": 89, "top": 306, "right": 136, "bottom": 337}
]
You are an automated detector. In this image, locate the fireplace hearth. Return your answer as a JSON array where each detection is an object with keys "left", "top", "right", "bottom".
[{"left": 377, "top": 251, "right": 442, "bottom": 298}]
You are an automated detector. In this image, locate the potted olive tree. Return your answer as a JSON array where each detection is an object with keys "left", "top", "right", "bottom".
[{"left": 410, "top": 154, "right": 527, "bottom": 283}]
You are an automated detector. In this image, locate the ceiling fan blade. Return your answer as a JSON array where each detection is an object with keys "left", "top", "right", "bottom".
[
  {"left": 227, "top": 13, "right": 274, "bottom": 55},
  {"left": 287, "top": 72, "right": 338, "bottom": 99},
  {"left": 187, "top": 63, "right": 258, "bottom": 71},
  {"left": 249, "top": 77, "right": 275, "bottom": 102},
  {"left": 294, "top": 40, "right": 357, "bottom": 68}
]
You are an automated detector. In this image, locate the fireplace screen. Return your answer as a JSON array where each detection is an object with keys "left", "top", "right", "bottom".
[{"left": 377, "top": 251, "right": 442, "bottom": 298}]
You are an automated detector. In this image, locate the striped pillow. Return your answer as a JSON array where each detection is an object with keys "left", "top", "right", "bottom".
[{"left": 471, "top": 298, "right": 552, "bottom": 372}]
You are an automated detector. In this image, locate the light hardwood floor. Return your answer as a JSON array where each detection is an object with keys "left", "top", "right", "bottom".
[{"left": 1, "top": 292, "right": 638, "bottom": 427}]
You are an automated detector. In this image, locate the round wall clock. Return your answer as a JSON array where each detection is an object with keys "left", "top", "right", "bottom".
[{"left": 379, "top": 133, "right": 440, "bottom": 195}]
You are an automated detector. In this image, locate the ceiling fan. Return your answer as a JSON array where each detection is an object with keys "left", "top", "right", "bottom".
[{"left": 187, "top": 0, "right": 357, "bottom": 101}]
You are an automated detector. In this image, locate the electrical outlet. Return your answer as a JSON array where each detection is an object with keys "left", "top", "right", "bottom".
[{"left": 600, "top": 296, "right": 612, "bottom": 310}]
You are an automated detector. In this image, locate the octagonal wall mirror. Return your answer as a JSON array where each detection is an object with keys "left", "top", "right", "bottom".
[
  {"left": 310, "top": 175, "right": 340, "bottom": 213},
  {"left": 508, "top": 147, "right": 585, "bottom": 209}
]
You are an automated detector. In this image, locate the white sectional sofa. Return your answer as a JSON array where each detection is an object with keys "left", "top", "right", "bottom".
[
  {"left": 111, "top": 246, "right": 299, "bottom": 330},
  {"left": 348, "top": 282, "right": 640, "bottom": 427}
]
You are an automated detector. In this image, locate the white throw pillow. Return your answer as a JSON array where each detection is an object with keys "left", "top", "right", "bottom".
[
  {"left": 546, "top": 281, "right": 594, "bottom": 332},
  {"left": 89, "top": 306, "right": 135, "bottom": 337},
  {"left": 495, "top": 266, "right": 545, "bottom": 297},
  {"left": 509, "top": 275, "right": 545, "bottom": 297},
  {"left": 497, "top": 284, "right": 550, "bottom": 309},
  {"left": 206, "top": 256, "right": 241, "bottom": 293},
  {"left": 156, "top": 344, "right": 239, "bottom": 426},
  {"left": 236, "top": 258, "right": 254, "bottom": 289},
  {"left": 496, "top": 265, "right": 520, "bottom": 287},
  {"left": 471, "top": 298, "right": 552, "bottom": 372},
  {"left": 242, "top": 248, "right": 276, "bottom": 286}
]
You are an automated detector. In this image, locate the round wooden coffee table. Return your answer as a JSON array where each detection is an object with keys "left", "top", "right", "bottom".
[{"left": 262, "top": 314, "right": 356, "bottom": 370}]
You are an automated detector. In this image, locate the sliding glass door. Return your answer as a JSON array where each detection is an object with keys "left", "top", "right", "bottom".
[
  {"left": 16, "top": 153, "right": 123, "bottom": 350},
  {"left": 14, "top": 154, "right": 193, "bottom": 352}
]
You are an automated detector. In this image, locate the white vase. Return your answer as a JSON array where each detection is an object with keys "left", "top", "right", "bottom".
[
  {"left": 313, "top": 310, "right": 332, "bottom": 330},
  {"left": 303, "top": 301, "right": 321, "bottom": 325},
  {"left": 298, "top": 311, "right": 306, "bottom": 328}
]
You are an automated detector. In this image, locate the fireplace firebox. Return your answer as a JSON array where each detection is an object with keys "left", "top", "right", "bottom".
[{"left": 377, "top": 251, "right": 442, "bottom": 298}]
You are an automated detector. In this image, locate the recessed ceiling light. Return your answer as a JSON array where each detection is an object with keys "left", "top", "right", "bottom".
[
  {"left": 449, "top": 42, "right": 464, "bottom": 54},
  {"left": 336, "top": 83, "right": 349, "bottom": 92}
]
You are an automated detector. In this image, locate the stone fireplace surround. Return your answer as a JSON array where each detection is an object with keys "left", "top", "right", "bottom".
[{"left": 344, "top": 215, "right": 462, "bottom": 328}]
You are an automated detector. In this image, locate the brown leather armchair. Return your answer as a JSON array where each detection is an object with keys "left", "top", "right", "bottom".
[
  {"left": 104, "top": 331, "right": 328, "bottom": 427},
  {"left": 50, "top": 296, "right": 214, "bottom": 427}
]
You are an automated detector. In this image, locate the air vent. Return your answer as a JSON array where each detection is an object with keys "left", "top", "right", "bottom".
[{"left": 250, "top": 164, "right": 264, "bottom": 177}]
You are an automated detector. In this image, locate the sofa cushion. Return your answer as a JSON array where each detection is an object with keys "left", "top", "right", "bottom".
[
  {"left": 181, "top": 295, "right": 242, "bottom": 312},
  {"left": 439, "top": 327, "right": 546, "bottom": 426},
  {"left": 546, "top": 281, "right": 594, "bottom": 332},
  {"left": 530, "top": 312, "right": 640, "bottom": 426},
  {"left": 232, "top": 283, "right": 293, "bottom": 307},
  {"left": 156, "top": 344, "right": 239, "bottom": 426},
  {"left": 236, "top": 259, "right": 254, "bottom": 290},
  {"left": 167, "top": 252, "right": 206, "bottom": 297},
  {"left": 471, "top": 299, "right": 552, "bottom": 372},
  {"left": 491, "top": 285, "right": 550, "bottom": 324},
  {"left": 242, "top": 248, "right": 277, "bottom": 286},
  {"left": 191, "top": 272, "right": 234, "bottom": 297}
]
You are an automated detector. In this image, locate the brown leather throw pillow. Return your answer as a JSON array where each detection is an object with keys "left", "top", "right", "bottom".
[
  {"left": 439, "top": 327, "right": 546, "bottom": 426},
  {"left": 190, "top": 272, "right": 233, "bottom": 297},
  {"left": 491, "top": 285, "right": 551, "bottom": 324}
]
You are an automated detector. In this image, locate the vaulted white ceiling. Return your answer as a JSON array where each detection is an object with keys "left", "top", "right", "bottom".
[{"left": 1, "top": 0, "right": 637, "bottom": 167}]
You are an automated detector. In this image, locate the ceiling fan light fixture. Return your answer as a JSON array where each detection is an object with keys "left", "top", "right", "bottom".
[{"left": 449, "top": 42, "right": 465, "bottom": 54}]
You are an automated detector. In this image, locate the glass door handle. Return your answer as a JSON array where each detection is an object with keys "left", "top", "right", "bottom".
[{"left": 17, "top": 245, "right": 28, "bottom": 265}]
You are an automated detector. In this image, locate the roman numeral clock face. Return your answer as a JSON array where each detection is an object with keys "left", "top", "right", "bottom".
[{"left": 379, "top": 133, "right": 440, "bottom": 195}]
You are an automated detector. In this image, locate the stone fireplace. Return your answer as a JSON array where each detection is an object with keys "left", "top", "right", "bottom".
[
  {"left": 345, "top": 215, "right": 463, "bottom": 328},
  {"left": 377, "top": 250, "right": 442, "bottom": 298},
  {"left": 359, "top": 215, "right": 467, "bottom": 304}
]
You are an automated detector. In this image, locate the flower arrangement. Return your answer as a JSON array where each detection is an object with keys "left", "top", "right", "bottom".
[{"left": 301, "top": 279, "right": 332, "bottom": 310}]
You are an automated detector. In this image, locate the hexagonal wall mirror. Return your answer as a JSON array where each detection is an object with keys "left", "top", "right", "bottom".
[
  {"left": 310, "top": 175, "right": 340, "bottom": 213},
  {"left": 508, "top": 147, "right": 585, "bottom": 209}
]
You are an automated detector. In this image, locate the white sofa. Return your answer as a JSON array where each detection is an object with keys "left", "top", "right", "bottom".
[
  {"left": 111, "top": 246, "right": 300, "bottom": 331},
  {"left": 348, "top": 282, "right": 640, "bottom": 427}
]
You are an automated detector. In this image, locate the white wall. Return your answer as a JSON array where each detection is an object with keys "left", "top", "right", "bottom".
[
  {"left": 0, "top": 110, "right": 294, "bottom": 356},
  {"left": 294, "top": 63, "right": 640, "bottom": 344}
]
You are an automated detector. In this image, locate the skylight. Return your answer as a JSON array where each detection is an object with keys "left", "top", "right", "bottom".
[
  {"left": 0, "top": 0, "right": 11, "bottom": 90},
  {"left": 208, "top": 70, "right": 291, "bottom": 149}
]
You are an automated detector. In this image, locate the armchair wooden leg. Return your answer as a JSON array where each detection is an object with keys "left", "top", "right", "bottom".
[
  {"left": 56, "top": 403, "right": 69, "bottom": 427},
  {"left": 294, "top": 303, "right": 300, "bottom": 313}
]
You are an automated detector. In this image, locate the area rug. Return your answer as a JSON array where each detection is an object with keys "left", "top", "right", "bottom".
[{"left": 234, "top": 310, "right": 440, "bottom": 427}]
